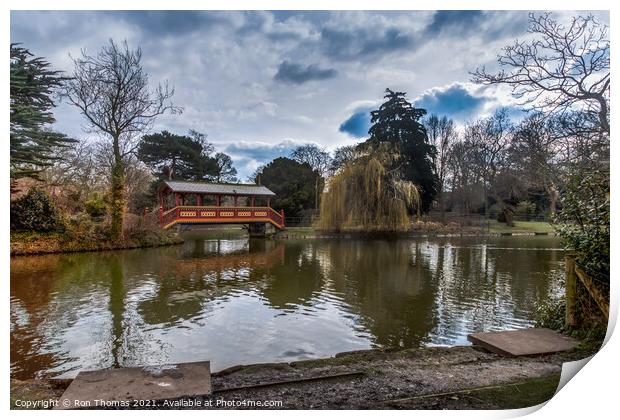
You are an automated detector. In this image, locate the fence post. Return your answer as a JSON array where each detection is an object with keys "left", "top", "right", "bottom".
[{"left": 565, "top": 255, "right": 578, "bottom": 327}]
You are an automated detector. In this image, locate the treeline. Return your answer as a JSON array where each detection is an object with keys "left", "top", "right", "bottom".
[
  {"left": 10, "top": 13, "right": 609, "bottom": 281},
  {"left": 10, "top": 40, "right": 243, "bottom": 242}
]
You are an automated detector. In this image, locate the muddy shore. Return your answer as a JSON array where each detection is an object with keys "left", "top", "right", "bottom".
[{"left": 11, "top": 345, "right": 594, "bottom": 410}]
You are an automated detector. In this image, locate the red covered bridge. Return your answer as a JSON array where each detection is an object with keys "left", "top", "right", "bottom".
[{"left": 157, "top": 180, "right": 285, "bottom": 231}]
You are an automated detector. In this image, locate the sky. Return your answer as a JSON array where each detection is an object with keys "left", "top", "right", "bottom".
[{"left": 10, "top": 10, "right": 609, "bottom": 179}]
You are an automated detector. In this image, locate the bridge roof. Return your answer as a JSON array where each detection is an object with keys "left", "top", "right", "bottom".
[{"left": 161, "top": 180, "right": 276, "bottom": 196}]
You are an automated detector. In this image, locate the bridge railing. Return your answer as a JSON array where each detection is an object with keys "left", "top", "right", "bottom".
[{"left": 160, "top": 206, "right": 285, "bottom": 229}]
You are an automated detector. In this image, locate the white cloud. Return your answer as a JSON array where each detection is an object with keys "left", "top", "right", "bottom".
[{"left": 10, "top": 10, "right": 609, "bottom": 179}]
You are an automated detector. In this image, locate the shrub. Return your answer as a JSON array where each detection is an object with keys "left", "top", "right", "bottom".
[
  {"left": 515, "top": 200, "right": 536, "bottom": 218},
  {"left": 555, "top": 168, "right": 609, "bottom": 283},
  {"left": 84, "top": 193, "right": 107, "bottom": 219},
  {"left": 10, "top": 188, "right": 64, "bottom": 232}
]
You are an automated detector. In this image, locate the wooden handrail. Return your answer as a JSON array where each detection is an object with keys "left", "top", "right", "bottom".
[
  {"left": 160, "top": 205, "right": 285, "bottom": 230},
  {"left": 575, "top": 265, "right": 609, "bottom": 320},
  {"left": 565, "top": 255, "right": 609, "bottom": 326},
  {"left": 162, "top": 206, "right": 279, "bottom": 217}
]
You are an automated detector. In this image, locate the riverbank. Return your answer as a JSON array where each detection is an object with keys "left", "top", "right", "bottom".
[
  {"left": 10, "top": 229, "right": 183, "bottom": 256},
  {"left": 278, "top": 221, "right": 556, "bottom": 239},
  {"left": 10, "top": 344, "right": 593, "bottom": 410}
]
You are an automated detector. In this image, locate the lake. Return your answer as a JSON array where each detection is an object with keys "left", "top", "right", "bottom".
[{"left": 10, "top": 233, "right": 565, "bottom": 380}]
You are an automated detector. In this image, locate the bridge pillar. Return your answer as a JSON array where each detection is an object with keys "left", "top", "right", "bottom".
[{"left": 248, "top": 222, "right": 267, "bottom": 238}]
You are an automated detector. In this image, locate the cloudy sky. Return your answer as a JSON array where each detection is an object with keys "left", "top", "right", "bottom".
[{"left": 11, "top": 10, "right": 609, "bottom": 179}]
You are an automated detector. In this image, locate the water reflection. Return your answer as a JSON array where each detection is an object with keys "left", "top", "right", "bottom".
[{"left": 10, "top": 235, "right": 564, "bottom": 379}]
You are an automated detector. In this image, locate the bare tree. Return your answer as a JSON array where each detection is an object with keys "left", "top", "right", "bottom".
[
  {"left": 41, "top": 140, "right": 106, "bottom": 211},
  {"left": 424, "top": 114, "right": 457, "bottom": 214},
  {"left": 291, "top": 144, "right": 332, "bottom": 175},
  {"left": 291, "top": 144, "right": 332, "bottom": 211},
  {"left": 248, "top": 164, "right": 266, "bottom": 184},
  {"left": 509, "top": 113, "right": 562, "bottom": 215},
  {"left": 472, "top": 13, "right": 609, "bottom": 135},
  {"left": 329, "top": 145, "right": 360, "bottom": 174},
  {"left": 463, "top": 109, "right": 516, "bottom": 224},
  {"left": 446, "top": 141, "right": 481, "bottom": 214},
  {"left": 65, "top": 40, "right": 181, "bottom": 240}
]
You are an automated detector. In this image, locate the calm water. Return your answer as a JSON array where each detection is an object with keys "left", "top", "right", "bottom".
[{"left": 10, "top": 233, "right": 565, "bottom": 380}]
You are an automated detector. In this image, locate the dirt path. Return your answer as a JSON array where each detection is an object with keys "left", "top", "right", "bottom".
[
  {"left": 11, "top": 345, "right": 593, "bottom": 410},
  {"left": 204, "top": 345, "right": 588, "bottom": 409}
]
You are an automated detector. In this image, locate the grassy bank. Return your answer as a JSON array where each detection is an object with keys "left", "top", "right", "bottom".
[
  {"left": 10, "top": 228, "right": 182, "bottom": 256},
  {"left": 279, "top": 221, "right": 555, "bottom": 239},
  {"left": 488, "top": 220, "right": 555, "bottom": 234}
]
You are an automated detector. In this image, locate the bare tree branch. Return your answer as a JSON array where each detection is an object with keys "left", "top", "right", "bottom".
[{"left": 472, "top": 13, "right": 609, "bottom": 135}]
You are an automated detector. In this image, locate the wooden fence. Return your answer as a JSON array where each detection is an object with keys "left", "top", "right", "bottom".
[{"left": 565, "top": 255, "right": 609, "bottom": 326}]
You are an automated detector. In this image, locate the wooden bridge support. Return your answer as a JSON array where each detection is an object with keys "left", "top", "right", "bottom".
[{"left": 248, "top": 223, "right": 267, "bottom": 238}]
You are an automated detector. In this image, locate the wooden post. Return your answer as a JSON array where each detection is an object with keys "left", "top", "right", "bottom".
[
  {"left": 233, "top": 195, "right": 238, "bottom": 206},
  {"left": 197, "top": 194, "right": 202, "bottom": 206},
  {"left": 251, "top": 196, "right": 256, "bottom": 207},
  {"left": 267, "top": 197, "right": 271, "bottom": 208},
  {"left": 216, "top": 195, "right": 221, "bottom": 207},
  {"left": 175, "top": 193, "right": 181, "bottom": 207},
  {"left": 565, "top": 255, "right": 578, "bottom": 327}
]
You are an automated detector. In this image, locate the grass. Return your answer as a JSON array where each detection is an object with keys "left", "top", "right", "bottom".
[
  {"left": 284, "top": 222, "right": 555, "bottom": 236},
  {"left": 457, "top": 374, "right": 561, "bottom": 409},
  {"left": 174, "top": 221, "right": 554, "bottom": 238},
  {"left": 387, "top": 374, "right": 561, "bottom": 410},
  {"left": 488, "top": 220, "right": 555, "bottom": 234},
  {"left": 284, "top": 226, "right": 317, "bottom": 233}
]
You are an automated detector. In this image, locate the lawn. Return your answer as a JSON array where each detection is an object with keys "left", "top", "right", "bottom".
[{"left": 488, "top": 220, "right": 555, "bottom": 234}]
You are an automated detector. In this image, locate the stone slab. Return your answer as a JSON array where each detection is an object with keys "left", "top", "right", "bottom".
[
  {"left": 56, "top": 361, "right": 211, "bottom": 409},
  {"left": 467, "top": 328, "right": 579, "bottom": 357}
]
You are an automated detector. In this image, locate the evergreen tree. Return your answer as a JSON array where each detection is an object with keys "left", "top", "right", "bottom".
[
  {"left": 213, "top": 153, "right": 238, "bottom": 182},
  {"left": 253, "top": 157, "right": 320, "bottom": 217},
  {"left": 10, "top": 44, "right": 75, "bottom": 181},
  {"left": 365, "top": 89, "right": 438, "bottom": 212},
  {"left": 137, "top": 131, "right": 218, "bottom": 181}
]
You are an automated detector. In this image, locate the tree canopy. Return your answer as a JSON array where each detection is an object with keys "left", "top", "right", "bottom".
[
  {"left": 364, "top": 89, "right": 438, "bottom": 212},
  {"left": 253, "top": 157, "right": 320, "bottom": 217},
  {"left": 290, "top": 144, "right": 332, "bottom": 176},
  {"left": 10, "top": 44, "right": 75, "bottom": 182},
  {"left": 212, "top": 152, "right": 238, "bottom": 183},
  {"left": 319, "top": 143, "right": 420, "bottom": 232},
  {"left": 137, "top": 130, "right": 219, "bottom": 181}
]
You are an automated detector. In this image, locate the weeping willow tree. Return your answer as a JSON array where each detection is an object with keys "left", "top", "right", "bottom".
[{"left": 319, "top": 144, "right": 421, "bottom": 232}]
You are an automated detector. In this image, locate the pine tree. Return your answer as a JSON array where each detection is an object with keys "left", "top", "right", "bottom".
[
  {"left": 137, "top": 131, "right": 218, "bottom": 181},
  {"left": 10, "top": 44, "right": 75, "bottom": 181},
  {"left": 366, "top": 89, "right": 438, "bottom": 212}
]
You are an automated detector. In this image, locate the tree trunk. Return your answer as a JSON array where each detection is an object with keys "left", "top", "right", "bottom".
[
  {"left": 490, "top": 188, "right": 514, "bottom": 227},
  {"left": 548, "top": 185, "right": 559, "bottom": 217},
  {"left": 502, "top": 206, "right": 514, "bottom": 227},
  {"left": 437, "top": 186, "right": 445, "bottom": 221},
  {"left": 315, "top": 176, "right": 319, "bottom": 211},
  {"left": 597, "top": 95, "right": 609, "bottom": 135},
  {"left": 109, "top": 136, "right": 126, "bottom": 241}
]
